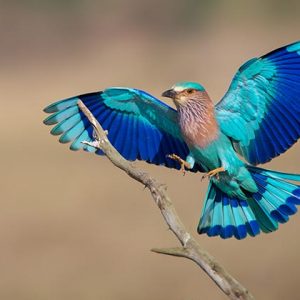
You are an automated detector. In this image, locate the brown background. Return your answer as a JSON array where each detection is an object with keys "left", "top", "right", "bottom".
[{"left": 1, "top": 0, "right": 300, "bottom": 299}]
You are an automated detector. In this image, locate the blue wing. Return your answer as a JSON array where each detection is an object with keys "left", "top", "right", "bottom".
[
  {"left": 44, "top": 87, "right": 204, "bottom": 172},
  {"left": 216, "top": 41, "right": 300, "bottom": 165}
]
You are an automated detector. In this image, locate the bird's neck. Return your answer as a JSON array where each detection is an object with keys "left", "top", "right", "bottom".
[{"left": 178, "top": 93, "right": 219, "bottom": 148}]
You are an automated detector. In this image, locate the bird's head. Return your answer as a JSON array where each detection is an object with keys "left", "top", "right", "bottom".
[{"left": 162, "top": 81, "right": 206, "bottom": 107}]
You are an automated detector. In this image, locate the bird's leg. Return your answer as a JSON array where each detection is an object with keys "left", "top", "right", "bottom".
[
  {"left": 202, "top": 167, "right": 225, "bottom": 181},
  {"left": 167, "top": 154, "right": 191, "bottom": 175}
]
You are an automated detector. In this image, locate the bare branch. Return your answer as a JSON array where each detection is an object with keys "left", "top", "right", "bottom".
[{"left": 77, "top": 100, "right": 255, "bottom": 300}]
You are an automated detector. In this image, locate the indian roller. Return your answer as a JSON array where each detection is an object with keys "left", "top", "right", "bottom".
[{"left": 44, "top": 41, "right": 300, "bottom": 239}]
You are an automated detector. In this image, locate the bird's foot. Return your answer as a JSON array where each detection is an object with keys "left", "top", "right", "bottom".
[
  {"left": 201, "top": 167, "right": 225, "bottom": 181},
  {"left": 167, "top": 154, "right": 191, "bottom": 175}
]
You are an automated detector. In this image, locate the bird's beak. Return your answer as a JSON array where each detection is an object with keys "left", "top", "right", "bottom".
[{"left": 162, "top": 89, "right": 176, "bottom": 99}]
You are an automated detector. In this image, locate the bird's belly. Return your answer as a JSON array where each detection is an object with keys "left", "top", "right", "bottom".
[
  {"left": 190, "top": 144, "right": 220, "bottom": 171},
  {"left": 190, "top": 140, "right": 257, "bottom": 199},
  {"left": 189, "top": 133, "right": 243, "bottom": 174}
]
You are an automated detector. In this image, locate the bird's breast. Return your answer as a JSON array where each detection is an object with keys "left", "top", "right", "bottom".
[
  {"left": 180, "top": 118, "right": 219, "bottom": 149},
  {"left": 178, "top": 98, "right": 219, "bottom": 148}
]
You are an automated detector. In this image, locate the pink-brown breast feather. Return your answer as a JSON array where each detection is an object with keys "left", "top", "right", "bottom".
[{"left": 178, "top": 91, "right": 219, "bottom": 148}]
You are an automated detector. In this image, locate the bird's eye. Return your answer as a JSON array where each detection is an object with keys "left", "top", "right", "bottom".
[{"left": 186, "top": 89, "right": 194, "bottom": 94}]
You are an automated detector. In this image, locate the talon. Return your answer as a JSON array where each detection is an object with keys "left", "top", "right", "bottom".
[
  {"left": 167, "top": 154, "right": 191, "bottom": 175},
  {"left": 202, "top": 167, "right": 225, "bottom": 181}
]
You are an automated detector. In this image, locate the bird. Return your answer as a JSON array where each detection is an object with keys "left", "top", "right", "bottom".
[{"left": 44, "top": 41, "right": 300, "bottom": 240}]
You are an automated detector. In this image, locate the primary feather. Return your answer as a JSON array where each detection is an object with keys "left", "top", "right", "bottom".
[
  {"left": 216, "top": 41, "right": 300, "bottom": 165},
  {"left": 43, "top": 88, "right": 204, "bottom": 171}
]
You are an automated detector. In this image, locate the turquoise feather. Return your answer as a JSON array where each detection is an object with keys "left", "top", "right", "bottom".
[{"left": 216, "top": 41, "right": 300, "bottom": 165}]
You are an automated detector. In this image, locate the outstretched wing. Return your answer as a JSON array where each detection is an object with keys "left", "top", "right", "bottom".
[
  {"left": 44, "top": 87, "right": 204, "bottom": 172},
  {"left": 216, "top": 41, "right": 300, "bottom": 165}
]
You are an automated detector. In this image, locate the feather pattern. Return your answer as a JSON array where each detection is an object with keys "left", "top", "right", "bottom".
[
  {"left": 198, "top": 166, "right": 300, "bottom": 239},
  {"left": 43, "top": 41, "right": 300, "bottom": 240},
  {"left": 44, "top": 89, "right": 205, "bottom": 171},
  {"left": 178, "top": 92, "right": 219, "bottom": 148},
  {"left": 216, "top": 41, "right": 300, "bottom": 165}
]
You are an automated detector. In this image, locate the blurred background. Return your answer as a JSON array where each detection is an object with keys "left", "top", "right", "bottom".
[{"left": 1, "top": 0, "right": 300, "bottom": 299}]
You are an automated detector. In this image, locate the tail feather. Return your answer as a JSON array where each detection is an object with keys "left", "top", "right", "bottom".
[
  {"left": 239, "top": 201, "right": 260, "bottom": 237},
  {"left": 252, "top": 176, "right": 291, "bottom": 223},
  {"left": 220, "top": 194, "right": 235, "bottom": 238},
  {"left": 199, "top": 182, "right": 216, "bottom": 233},
  {"left": 198, "top": 166, "right": 300, "bottom": 239},
  {"left": 226, "top": 197, "right": 247, "bottom": 239},
  {"left": 252, "top": 171, "right": 298, "bottom": 216},
  {"left": 208, "top": 189, "right": 223, "bottom": 237},
  {"left": 254, "top": 166, "right": 300, "bottom": 181}
]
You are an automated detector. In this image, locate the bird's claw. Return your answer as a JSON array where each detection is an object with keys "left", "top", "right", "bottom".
[
  {"left": 167, "top": 154, "right": 190, "bottom": 176},
  {"left": 201, "top": 167, "right": 225, "bottom": 181}
]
